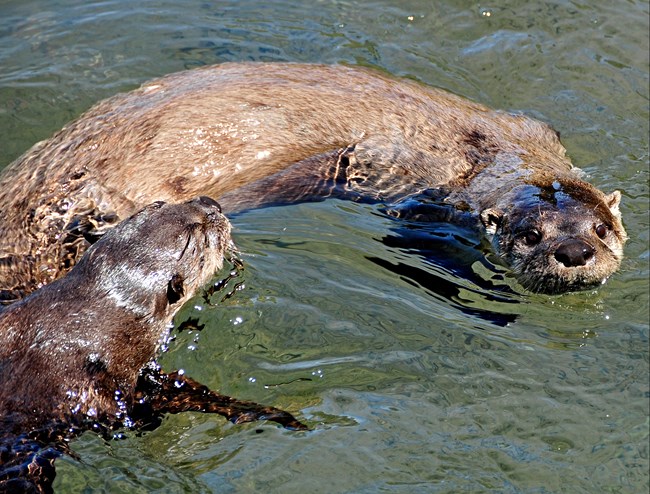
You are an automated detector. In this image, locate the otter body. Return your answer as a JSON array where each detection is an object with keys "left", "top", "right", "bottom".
[
  {"left": 0, "top": 63, "right": 626, "bottom": 296},
  {"left": 0, "top": 197, "right": 304, "bottom": 493}
]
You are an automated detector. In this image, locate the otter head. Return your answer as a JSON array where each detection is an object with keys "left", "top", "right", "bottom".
[
  {"left": 480, "top": 178, "right": 627, "bottom": 294},
  {"left": 75, "top": 196, "right": 233, "bottom": 321}
]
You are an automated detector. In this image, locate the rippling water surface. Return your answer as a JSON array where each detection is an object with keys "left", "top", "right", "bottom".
[{"left": 0, "top": 1, "right": 648, "bottom": 492}]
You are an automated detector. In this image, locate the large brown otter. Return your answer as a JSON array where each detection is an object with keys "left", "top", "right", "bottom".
[
  {"left": 0, "top": 63, "right": 626, "bottom": 298},
  {"left": 0, "top": 197, "right": 305, "bottom": 493}
]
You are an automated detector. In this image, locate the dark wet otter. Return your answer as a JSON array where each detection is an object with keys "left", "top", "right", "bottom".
[
  {"left": 0, "top": 197, "right": 305, "bottom": 493},
  {"left": 0, "top": 63, "right": 626, "bottom": 298}
]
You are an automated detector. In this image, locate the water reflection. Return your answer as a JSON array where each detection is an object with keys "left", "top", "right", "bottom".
[{"left": 370, "top": 208, "right": 522, "bottom": 325}]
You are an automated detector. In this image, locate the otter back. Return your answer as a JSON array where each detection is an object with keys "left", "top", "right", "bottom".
[{"left": 0, "top": 63, "right": 626, "bottom": 296}]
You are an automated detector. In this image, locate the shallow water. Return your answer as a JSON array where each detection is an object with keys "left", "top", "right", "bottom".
[{"left": 0, "top": 0, "right": 648, "bottom": 492}]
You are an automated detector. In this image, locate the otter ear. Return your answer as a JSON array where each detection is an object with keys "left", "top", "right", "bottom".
[
  {"left": 480, "top": 208, "right": 503, "bottom": 235},
  {"left": 605, "top": 191, "right": 622, "bottom": 218},
  {"left": 166, "top": 273, "right": 185, "bottom": 304}
]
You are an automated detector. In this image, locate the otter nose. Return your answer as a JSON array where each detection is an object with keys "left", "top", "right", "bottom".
[
  {"left": 554, "top": 239, "right": 595, "bottom": 267},
  {"left": 194, "top": 196, "right": 222, "bottom": 213}
]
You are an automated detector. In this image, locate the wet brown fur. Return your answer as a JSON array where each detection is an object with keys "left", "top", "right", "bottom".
[
  {"left": 0, "top": 198, "right": 232, "bottom": 432},
  {"left": 0, "top": 63, "right": 626, "bottom": 296},
  {"left": 0, "top": 197, "right": 305, "bottom": 492}
]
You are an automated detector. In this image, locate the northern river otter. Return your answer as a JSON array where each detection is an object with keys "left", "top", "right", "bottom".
[
  {"left": 0, "top": 63, "right": 626, "bottom": 298},
  {"left": 0, "top": 197, "right": 305, "bottom": 493}
]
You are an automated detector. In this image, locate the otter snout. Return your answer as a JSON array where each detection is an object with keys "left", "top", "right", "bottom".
[{"left": 554, "top": 239, "right": 595, "bottom": 267}]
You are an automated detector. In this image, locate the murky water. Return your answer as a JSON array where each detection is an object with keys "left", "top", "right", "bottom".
[{"left": 1, "top": 0, "right": 648, "bottom": 492}]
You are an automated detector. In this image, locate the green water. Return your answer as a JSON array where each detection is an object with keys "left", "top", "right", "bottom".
[{"left": 1, "top": 0, "right": 648, "bottom": 492}]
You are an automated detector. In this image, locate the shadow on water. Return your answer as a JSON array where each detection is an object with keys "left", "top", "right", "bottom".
[
  {"left": 229, "top": 190, "right": 525, "bottom": 327},
  {"left": 370, "top": 211, "right": 522, "bottom": 327}
]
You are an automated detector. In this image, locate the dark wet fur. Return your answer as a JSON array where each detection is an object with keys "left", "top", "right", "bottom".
[
  {"left": 0, "top": 366, "right": 305, "bottom": 494},
  {"left": 0, "top": 198, "right": 305, "bottom": 493}
]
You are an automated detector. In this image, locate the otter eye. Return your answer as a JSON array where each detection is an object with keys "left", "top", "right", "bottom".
[
  {"left": 523, "top": 230, "right": 542, "bottom": 246},
  {"left": 595, "top": 224, "right": 608, "bottom": 239},
  {"left": 166, "top": 273, "right": 185, "bottom": 304}
]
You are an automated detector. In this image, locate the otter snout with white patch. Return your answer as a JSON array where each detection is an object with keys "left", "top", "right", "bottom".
[{"left": 0, "top": 197, "right": 305, "bottom": 493}]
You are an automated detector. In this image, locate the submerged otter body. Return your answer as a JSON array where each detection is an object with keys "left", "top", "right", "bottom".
[
  {"left": 0, "top": 197, "right": 304, "bottom": 492},
  {"left": 0, "top": 63, "right": 626, "bottom": 297}
]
